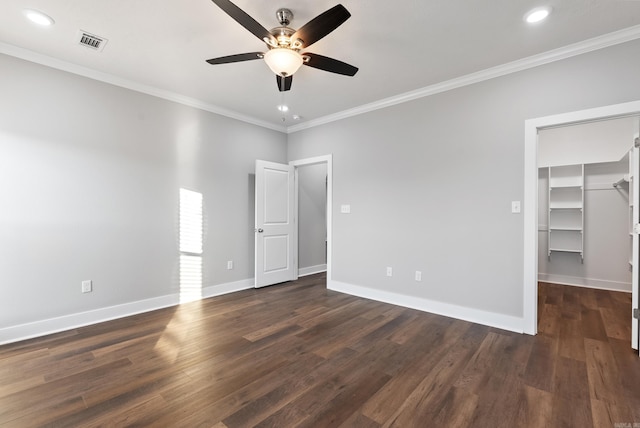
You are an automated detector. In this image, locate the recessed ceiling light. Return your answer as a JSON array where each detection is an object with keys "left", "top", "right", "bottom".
[
  {"left": 23, "top": 9, "right": 55, "bottom": 26},
  {"left": 277, "top": 105, "right": 289, "bottom": 112},
  {"left": 524, "top": 6, "right": 551, "bottom": 24},
  {"left": 292, "top": 115, "right": 302, "bottom": 121}
]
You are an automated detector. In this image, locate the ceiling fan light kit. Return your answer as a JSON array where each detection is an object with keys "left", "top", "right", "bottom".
[
  {"left": 264, "top": 48, "right": 303, "bottom": 77},
  {"left": 206, "top": 0, "right": 358, "bottom": 92}
]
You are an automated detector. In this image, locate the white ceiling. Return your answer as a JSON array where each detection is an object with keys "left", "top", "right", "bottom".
[{"left": 1, "top": 0, "right": 640, "bottom": 132}]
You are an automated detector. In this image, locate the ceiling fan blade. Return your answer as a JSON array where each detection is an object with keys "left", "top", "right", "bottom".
[
  {"left": 277, "top": 75, "right": 293, "bottom": 92},
  {"left": 206, "top": 52, "right": 264, "bottom": 65},
  {"left": 210, "top": 0, "right": 276, "bottom": 45},
  {"left": 290, "top": 4, "right": 351, "bottom": 49},
  {"left": 303, "top": 53, "right": 358, "bottom": 76}
]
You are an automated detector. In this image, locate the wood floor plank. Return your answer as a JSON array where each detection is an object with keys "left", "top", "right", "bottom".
[
  {"left": 381, "top": 326, "right": 495, "bottom": 426},
  {"left": 361, "top": 321, "right": 477, "bottom": 424},
  {"left": 338, "top": 412, "right": 381, "bottom": 428},
  {"left": 429, "top": 385, "right": 479, "bottom": 428},
  {"left": 512, "top": 385, "right": 554, "bottom": 428},
  {"left": 579, "top": 287, "right": 600, "bottom": 310},
  {"left": 600, "top": 307, "right": 631, "bottom": 340},
  {"left": 558, "top": 318, "right": 586, "bottom": 361},
  {"left": 551, "top": 396, "right": 594, "bottom": 427},
  {"left": 453, "top": 331, "right": 507, "bottom": 393},
  {"left": 609, "top": 337, "right": 640, "bottom": 421},
  {"left": 0, "top": 358, "right": 131, "bottom": 425},
  {"left": 554, "top": 356, "right": 591, "bottom": 401},
  {"left": 584, "top": 338, "right": 626, "bottom": 406},
  {"left": 581, "top": 309, "right": 609, "bottom": 342},
  {"left": 460, "top": 334, "right": 533, "bottom": 428},
  {"left": 590, "top": 398, "right": 635, "bottom": 428},
  {"left": 0, "top": 274, "right": 638, "bottom": 427},
  {"left": 537, "top": 303, "right": 562, "bottom": 336},
  {"left": 220, "top": 350, "right": 350, "bottom": 427},
  {"left": 295, "top": 370, "right": 391, "bottom": 428},
  {"left": 523, "top": 333, "right": 558, "bottom": 392},
  {"left": 560, "top": 286, "right": 583, "bottom": 320}
]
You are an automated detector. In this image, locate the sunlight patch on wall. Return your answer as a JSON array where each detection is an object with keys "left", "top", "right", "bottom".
[{"left": 179, "top": 188, "right": 203, "bottom": 303}]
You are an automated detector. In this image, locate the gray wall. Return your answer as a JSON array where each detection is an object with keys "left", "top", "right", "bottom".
[
  {"left": 297, "top": 163, "right": 327, "bottom": 271},
  {"left": 288, "top": 39, "right": 640, "bottom": 319},
  {"left": 3, "top": 38, "right": 640, "bottom": 335},
  {"left": 0, "top": 53, "right": 287, "bottom": 328},
  {"left": 538, "top": 117, "right": 637, "bottom": 167}
]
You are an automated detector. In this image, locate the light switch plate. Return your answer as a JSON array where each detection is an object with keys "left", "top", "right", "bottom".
[{"left": 340, "top": 204, "right": 351, "bottom": 214}]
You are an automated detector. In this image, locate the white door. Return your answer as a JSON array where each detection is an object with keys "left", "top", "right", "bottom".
[
  {"left": 633, "top": 129, "right": 640, "bottom": 353},
  {"left": 255, "top": 160, "right": 296, "bottom": 288}
]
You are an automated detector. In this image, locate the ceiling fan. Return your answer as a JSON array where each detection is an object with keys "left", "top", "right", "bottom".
[{"left": 206, "top": 0, "right": 359, "bottom": 92}]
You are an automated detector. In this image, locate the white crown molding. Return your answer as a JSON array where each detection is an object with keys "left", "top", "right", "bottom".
[
  {"left": 287, "top": 24, "right": 640, "bottom": 134},
  {"left": 3, "top": 24, "right": 640, "bottom": 135},
  {"left": 0, "top": 41, "right": 287, "bottom": 134}
]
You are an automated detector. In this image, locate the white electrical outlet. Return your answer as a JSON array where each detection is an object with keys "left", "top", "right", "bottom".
[
  {"left": 227, "top": 260, "right": 233, "bottom": 270},
  {"left": 386, "top": 267, "right": 393, "bottom": 277},
  {"left": 415, "top": 271, "right": 422, "bottom": 281},
  {"left": 511, "top": 201, "right": 521, "bottom": 213},
  {"left": 81, "top": 280, "right": 92, "bottom": 293}
]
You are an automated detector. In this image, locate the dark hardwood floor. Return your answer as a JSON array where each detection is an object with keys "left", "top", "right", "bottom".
[{"left": 0, "top": 274, "right": 638, "bottom": 427}]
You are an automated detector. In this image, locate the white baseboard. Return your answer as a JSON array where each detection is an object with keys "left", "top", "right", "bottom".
[
  {"left": 298, "top": 264, "right": 327, "bottom": 277},
  {"left": 0, "top": 279, "right": 254, "bottom": 346},
  {"left": 538, "top": 273, "right": 631, "bottom": 292},
  {"left": 327, "top": 280, "right": 524, "bottom": 334}
]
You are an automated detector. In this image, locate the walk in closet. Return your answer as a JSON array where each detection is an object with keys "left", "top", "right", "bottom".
[{"left": 538, "top": 117, "right": 638, "bottom": 292}]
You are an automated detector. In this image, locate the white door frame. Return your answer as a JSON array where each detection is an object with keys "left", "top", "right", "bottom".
[
  {"left": 289, "top": 154, "right": 333, "bottom": 283},
  {"left": 523, "top": 100, "right": 640, "bottom": 335}
]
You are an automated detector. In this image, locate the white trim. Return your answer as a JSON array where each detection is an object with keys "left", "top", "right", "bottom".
[
  {"left": 298, "top": 264, "right": 327, "bottom": 277},
  {"left": 289, "top": 155, "right": 333, "bottom": 285},
  {"left": 3, "top": 24, "right": 640, "bottom": 135},
  {"left": 0, "top": 278, "right": 253, "bottom": 346},
  {"left": 328, "top": 280, "right": 524, "bottom": 334},
  {"left": 288, "top": 25, "right": 640, "bottom": 134},
  {"left": 203, "top": 278, "right": 254, "bottom": 299},
  {"left": 538, "top": 274, "right": 631, "bottom": 293},
  {"left": 0, "top": 42, "right": 286, "bottom": 134},
  {"left": 524, "top": 100, "right": 640, "bottom": 336}
]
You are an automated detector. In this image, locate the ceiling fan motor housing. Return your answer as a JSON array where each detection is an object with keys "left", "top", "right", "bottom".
[{"left": 276, "top": 8, "right": 293, "bottom": 26}]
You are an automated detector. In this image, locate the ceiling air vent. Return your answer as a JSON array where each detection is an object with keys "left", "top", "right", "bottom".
[{"left": 76, "top": 30, "right": 107, "bottom": 52}]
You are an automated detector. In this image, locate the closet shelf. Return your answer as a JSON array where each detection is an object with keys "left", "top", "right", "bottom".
[
  {"left": 549, "top": 227, "right": 582, "bottom": 231},
  {"left": 549, "top": 205, "right": 583, "bottom": 210},
  {"left": 548, "top": 164, "right": 584, "bottom": 263},
  {"left": 549, "top": 248, "right": 583, "bottom": 254},
  {"left": 550, "top": 185, "right": 582, "bottom": 189}
]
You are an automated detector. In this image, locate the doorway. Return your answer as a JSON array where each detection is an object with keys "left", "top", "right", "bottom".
[
  {"left": 524, "top": 100, "right": 640, "bottom": 354},
  {"left": 254, "top": 155, "right": 333, "bottom": 288},
  {"left": 290, "top": 155, "right": 333, "bottom": 283}
]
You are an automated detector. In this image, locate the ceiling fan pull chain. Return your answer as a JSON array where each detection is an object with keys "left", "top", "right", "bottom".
[{"left": 280, "top": 90, "right": 286, "bottom": 122}]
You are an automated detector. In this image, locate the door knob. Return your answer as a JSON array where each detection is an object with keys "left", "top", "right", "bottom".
[{"left": 256, "top": 228, "right": 264, "bottom": 233}]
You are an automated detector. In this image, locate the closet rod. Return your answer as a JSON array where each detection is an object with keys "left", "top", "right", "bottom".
[{"left": 613, "top": 175, "right": 629, "bottom": 188}]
